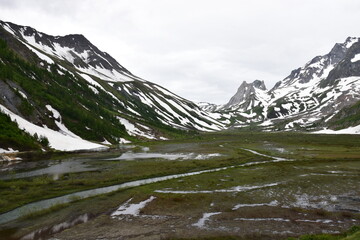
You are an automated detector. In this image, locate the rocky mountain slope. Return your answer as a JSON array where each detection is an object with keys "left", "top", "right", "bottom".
[
  {"left": 1, "top": 20, "right": 360, "bottom": 153},
  {"left": 0, "top": 20, "right": 224, "bottom": 152},
  {"left": 213, "top": 37, "right": 360, "bottom": 132}
]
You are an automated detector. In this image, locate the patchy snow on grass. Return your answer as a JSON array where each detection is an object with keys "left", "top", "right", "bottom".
[
  {"left": 21, "top": 41, "right": 55, "bottom": 64},
  {"left": 155, "top": 182, "right": 282, "bottom": 194},
  {"left": 0, "top": 148, "right": 19, "bottom": 154},
  {"left": 235, "top": 217, "right": 290, "bottom": 222},
  {"left": 314, "top": 125, "right": 360, "bottom": 135},
  {"left": 101, "top": 138, "right": 111, "bottom": 145},
  {"left": 111, "top": 196, "right": 156, "bottom": 217},
  {"left": 242, "top": 148, "right": 288, "bottom": 161},
  {"left": 0, "top": 104, "right": 106, "bottom": 151},
  {"left": 76, "top": 66, "right": 133, "bottom": 83},
  {"left": 88, "top": 85, "right": 99, "bottom": 94},
  {"left": 46, "top": 105, "right": 81, "bottom": 139},
  {"left": 192, "top": 212, "right": 221, "bottom": 228},
  {"left": 119, "top": 138, "right": 131, "bottom": 144},
  {"left": 46, "top": 105, "right": 60, "bottom": 119},
  {"left": 17, "top": 90, "right": 28, "bottom": 99},
  {"left": 107, "top": 152, "right": 222, "bottom": 161},
  {"left": 117, "top": 116, "right": 157, "bottom": 139},
  {"left": 78, "top": 73, "right": 105, "bottom": 91},
  {"left": 233, "top": 200, "right": 279, "bottom": 210}
]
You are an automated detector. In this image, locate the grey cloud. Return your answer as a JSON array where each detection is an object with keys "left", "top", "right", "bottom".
[{"left": 1, "top": 0, "right": 360, "bottom": 103}]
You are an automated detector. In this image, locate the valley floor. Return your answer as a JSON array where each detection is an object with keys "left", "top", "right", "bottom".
[{"left": 0, "top": 131, "right": 359, "bottom": 240}]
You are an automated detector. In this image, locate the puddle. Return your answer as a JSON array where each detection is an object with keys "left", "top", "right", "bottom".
[
  {"left": 0, "top": 160, "right": 97, "bottom": 180},
  {"left": 106, "top": 152, "right": 222, "bottom": 161},
  {"left": 0, "top": 164, "right": 235, "bottom": 225},
  {"left": 155, "top": 182, "right": 282, "bottom": 194},
  {"left": 0, "top": 148, "right": 294, "bottom": 225},
  {"left": 241, "top": 148, "right": 288, "bottom": 161}
]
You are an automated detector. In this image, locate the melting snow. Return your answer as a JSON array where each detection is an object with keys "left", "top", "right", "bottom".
[
  {"left": 111, "top": 196, "right": 156, "bottom": 217},
  {"left": 192, "top": 212, "right": 221, "bottom": 228},
  {"left": 0, "top": 148, "right": 19, "bottom": 154},
  {"left": 233, "top": 200, "right": 279, "bottom": 210},
  {"left": 315, "top": 125, "right": 360, "bottom": 134},
  {"left": 107, "top": 152, "right": 222, "bottom": 161},
  {"left": 155, "top": 182, "right": 282, "bottom": 194},
  {"left": 23, "top": 42, "right": 55, "bottom": 64},
  {"left": 235, "top": 217, "right": 290, "bottom": 222},
  {"left": 351, "top": 53, "right": 360, "bottom": 63},
  {"left": 78, "top": 73, "right": 105, "bottom": 91},
  {"left": 0, "top": 104, "right": 106, "bottom": 151},
  {"left": 117, "top": 116, "right": 157, "bottom": 139},
  {"left": 119, "top": 138, "right": 131, "bottom": 144}
]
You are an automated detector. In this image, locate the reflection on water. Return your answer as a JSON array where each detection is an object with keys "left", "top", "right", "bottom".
[
  {"left": 0, "top": 164, "right": 233, "bottom": 225},
  {"left": 107, "top": 152, "right": 222, "bottom": 161},
  {"left": 0, "top": 150, "right": 222, "bottom": 180},
  {"left": 0, "top": 160, "right": 97, "bottom": 180}
]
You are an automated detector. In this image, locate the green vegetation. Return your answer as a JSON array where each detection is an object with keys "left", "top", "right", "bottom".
[
  {"left": 0, "top": 37, "right": 192, "bottom": 147},
  {"left": 0, "top": 111, "right": 40, "bottom": 151},
  {"left": 2, "top": 131, "right": 360, "bottom": 214},
  {"left": 0, "top": 131, "right": 359, "bottom": 240},
  {"left": 287, "top": 226, "right": 360, "bottom": 240},
  {"left": 328, "top": 100, "right": 360, "bottom": 130}
]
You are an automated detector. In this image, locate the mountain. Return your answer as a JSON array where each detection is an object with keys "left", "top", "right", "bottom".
[
  {"left": 1, "top": 20, "right": 360, "bottom": 153},
  {"left": 217, "top": 37, "right": 360, "bottom": 131},
  {"left": 222, "top": 80, "right": 267, "bottom": 116},
  {"left": 0, "top": 20, "right": 224, "bottom": 152}
]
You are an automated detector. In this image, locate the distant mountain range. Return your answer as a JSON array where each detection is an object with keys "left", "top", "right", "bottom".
[
  {"left": 203, "top": 37, "right": 360, "bottom": 132},
  {"left": 0, "top": 20, "right": 359, "bottom": 152}
]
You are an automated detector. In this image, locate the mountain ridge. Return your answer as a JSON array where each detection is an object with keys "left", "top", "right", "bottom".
[
  {"left": 0, "top": 20, "right": 225, "bottom": 152},
  {"left": 216, "top": 36, "right": 360, "bottom": 132},
  {"left": 1, "top": 20, "right": 360, "bottom": 153}
]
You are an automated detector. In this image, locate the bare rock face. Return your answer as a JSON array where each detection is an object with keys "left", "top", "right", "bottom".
[
  {"left": 224, "top": 80, "right": 266, "bottom": 108},
  {"left": 1, "top": 20, "right": 132, "bottom": 74}
]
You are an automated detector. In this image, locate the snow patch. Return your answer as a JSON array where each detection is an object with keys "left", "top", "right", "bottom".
[
  {"left": 314, "top": 125, "right": 360, "bottom": 135},
  {"left": 117, "top": 116, "right": 157, "bottom": 139},
  {"left": 233, "top": 200, "right": 279, "bottom": 210},
  {"left": 111, "top": 196, "right": 156, "bottom": 217},
  {"left": 192, "top": 212, "right": 221, "bottom": 228},
  {"left": 0, "top": 104, "right": 106, "bottom": 151},
  {"left": 0, "top": 148, "right": 19, "bottom": 154},
  {"left": 235, "top": 217, "right": 290, "bottom": 222},
  {"left": 119, "top": 138, "right": 131, "bottom": 144}
]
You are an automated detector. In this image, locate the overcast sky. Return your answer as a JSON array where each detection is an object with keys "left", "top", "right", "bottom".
[{"left": 1, "top": 0, "right": 360, "bottom": 104}]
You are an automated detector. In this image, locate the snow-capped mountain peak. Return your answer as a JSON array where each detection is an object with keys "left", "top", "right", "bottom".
[
  {"left": 0, "top": 20, "right": 226, "bottom": 151},
  {"left": 224, "top": 80, "right": 267, "bottom": 109},
  {"left": 216, "top": 37, "right": 360, "bottom": 131}
]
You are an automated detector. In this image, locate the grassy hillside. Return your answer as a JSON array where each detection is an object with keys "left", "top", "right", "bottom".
[
  {"left": 0, "top": 111, "right": 40, "bottom": 151},
  {"left": 327, "top": 100, "right": 360, "bottom": 130}
]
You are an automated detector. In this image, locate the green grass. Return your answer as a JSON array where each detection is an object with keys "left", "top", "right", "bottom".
[
  {"left": 2, "top": 131, "right": 360, "bottom": 214},
  {"left": 0, "top": 111, "right": 40, "bottom": 151},
  {"left": 287, "top": 226, "right": 360, "bottom": 240},
  {"left": 0, "top": 148, "right": 255, "bottom": 213},
  {"left": 0, "top": 131, "right": 359, "bottom": 239}
]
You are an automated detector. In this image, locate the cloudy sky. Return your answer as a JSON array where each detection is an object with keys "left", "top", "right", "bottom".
[{"left": 1, "top": 0, "right": 360, "bottom": 104}]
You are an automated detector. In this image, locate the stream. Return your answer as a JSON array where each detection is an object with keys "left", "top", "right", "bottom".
[{"left": 0, "top": 148, "right": 280, "bottom": 225}]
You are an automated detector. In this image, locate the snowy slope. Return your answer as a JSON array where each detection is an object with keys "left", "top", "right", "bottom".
[
  {"left": 0, "top": 105, "right": 106, "bottom": 151},
  {"left": 216, "top": 37, "right": 360, "bottom": 131},
  {"left": 0, "top": 20, "right": 225, "bottom": 150}
]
